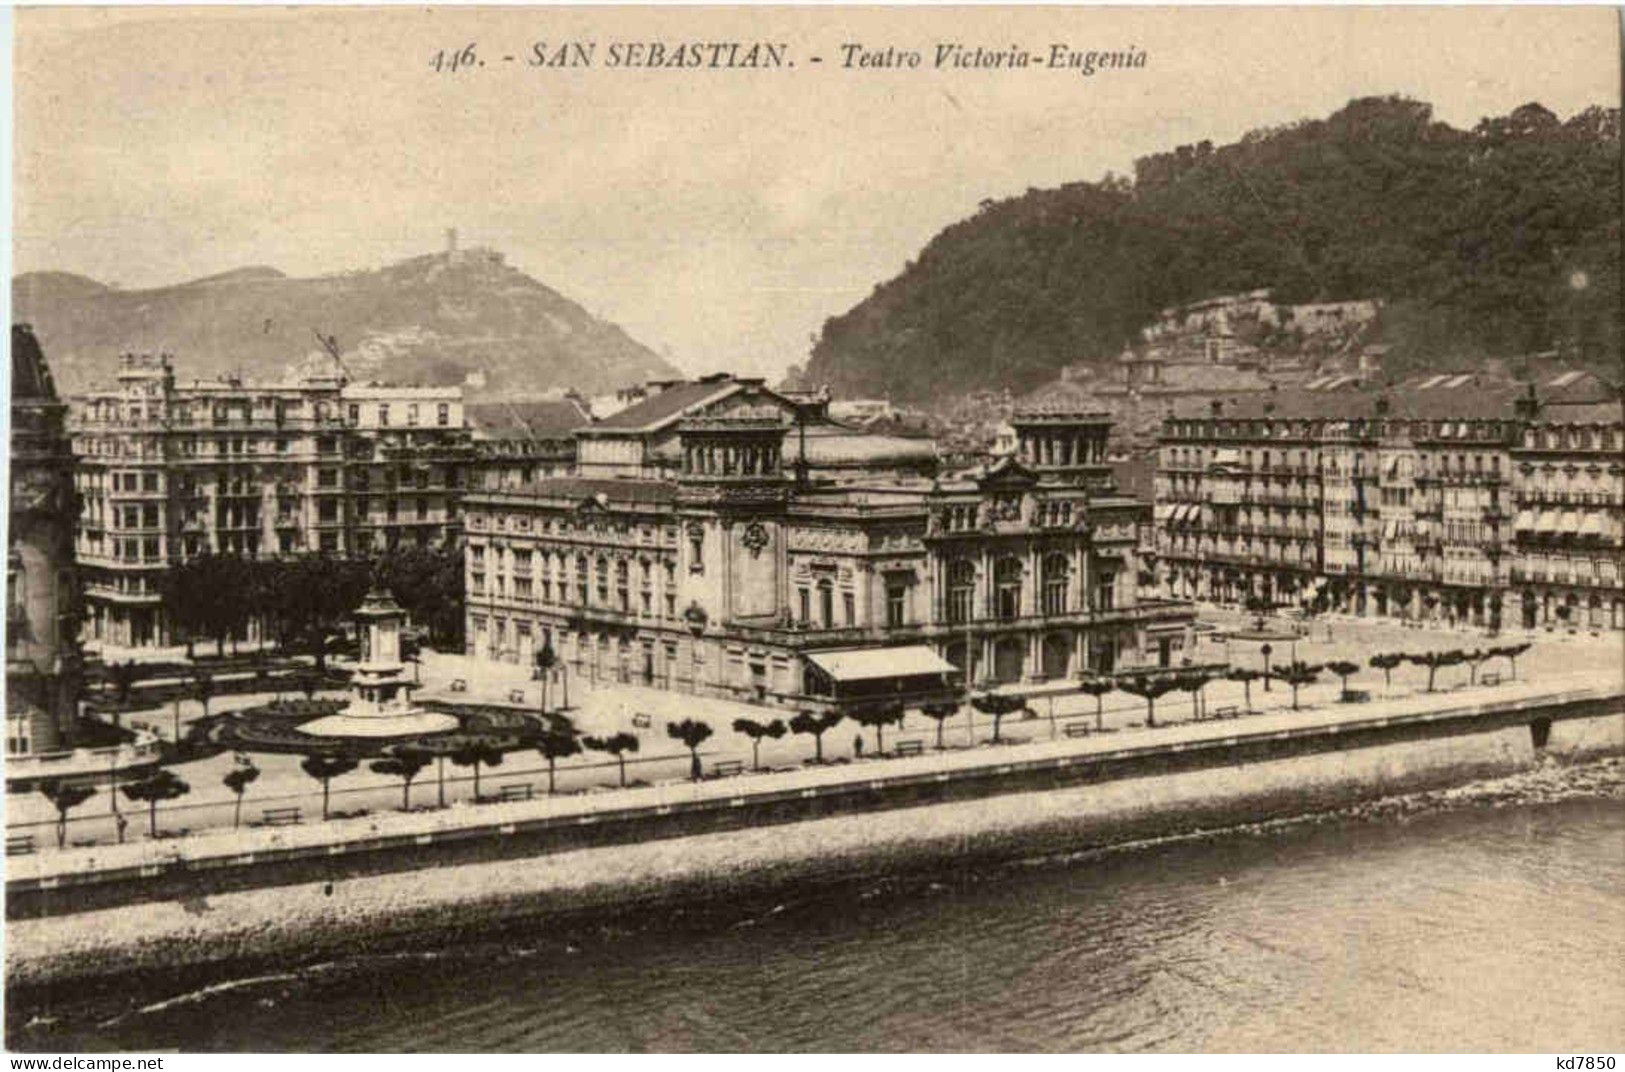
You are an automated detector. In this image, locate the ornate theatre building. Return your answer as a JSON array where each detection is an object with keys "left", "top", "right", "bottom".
[{"left": 462, "top": 376, "right": 1192, "bottom": 712}]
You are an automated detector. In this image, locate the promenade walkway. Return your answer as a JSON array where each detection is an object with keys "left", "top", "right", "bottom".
[{"left": 10, "top": 670, "right": 1620, "bottom": 888}]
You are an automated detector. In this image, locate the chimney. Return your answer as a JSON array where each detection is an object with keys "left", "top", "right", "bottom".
[{"left": 1514, "top": 383, "right": 1540, "bottom": 421}]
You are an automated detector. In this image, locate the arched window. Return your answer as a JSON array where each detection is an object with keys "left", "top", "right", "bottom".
[
  {"left": 995, "top": 557, "right": 1023, "bottom": 620},
  {"left": 1042, "top": 553, "right": 1069, "bottom": 616},
  {"left": 817, "top": 579, "right": 834, "bottom": 628},
  {"left": 596, "top": 557, "right": 610, "bottom": 605},
  {"left": 947, "top": 559, "right": 975, "bottom": 624}
]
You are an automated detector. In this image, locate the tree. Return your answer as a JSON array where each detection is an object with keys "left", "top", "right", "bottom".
[
  {"left": 850, "top": 703, "right": 905, "bottom": 754},
  {"left": 970, "top": 692, "right": 1025, "bottom": 744},
  {"left": 300, "top": 754, "right": 358, "bottom": 820},
  {"left": 1463, "top": 648, "right": 1494, "bottom": 686},
  {"left": 583, "top": 731, "right": 640, "bottom": 787},
  {"left": 1078, "top": 677, "right": 1115, "bottom": 731},
  {"left": 182, "top": 669, "right": 215, "bottom": 742},
  {"left": 370, "top": 750, "right": 430, "bottom": 810},
  {"left": 1278, "top": 661, "right": 1321, "bottom": 711},
  {"left": 221, "top": 759, "right": 261, "bottom": 829},
  {"left": 107, "top": 660, "right": 141, "bottom": 725},
  {"left": 1244, "top": 594, "right": 1270, "bottom": 628},
  {"left": 534, "top": 639, "right": 558, "bottom": 713},
  {"left": 1368, "top": 652, "right": 1405, "bottom": 691},
  {"left": 535, "top": 729, "right": 582, "bottom": 795},
  {"left": 1225, "top": 667, "right": 1261, "bottom": 711},
  {"left": 38, "top": 779, "right": 96, "bottom": 848},
  {"left": 1173, "top": 671, "right": 1210, "bottom": 721},
  {"left": 1326, "top": 660, "right": 1361, "bottom": 696},
  {"left": 667, "top": 719, "right": 714, "bottom": 781},
  {"left": 1118, "top": 675, "right": 1176, "bottom": 727},
  {"left": 918, "top": 701, "right": 959, "bottom": 750},
  {"left": 789, "top": 710, "right": 843, "bottom": 764},
  {"left": 1408, "top": 650, "right": 1459, "bottom": 693},
  {"left": 450, "top": 741, "right": 505, "bottom": 801},
  {"left": 1495, "top": 641, "right": 1532, "bottom": 680},
  {"left": 731, "top": 717, "right": 786, "bottom": 771},
  {"left": 121, "top": 769, "right": 190, "bottom": 838}
]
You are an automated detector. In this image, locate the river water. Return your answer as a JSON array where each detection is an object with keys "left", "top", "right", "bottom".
[{"left": 13, "top": 765, "right": 1625, "bottom": 1052}]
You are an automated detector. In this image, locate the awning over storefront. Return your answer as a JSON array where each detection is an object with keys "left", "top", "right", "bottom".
[
  {"left": 1514, "top": 510, "right": 1536, "bottom": 532},
  {"left": 1556, "top": 511, "right": 1583, "bottom": 535},
  {"left": 1535, "top": 511, "right": 1560, "bottom": 534},
  {"left": 1155, "top": 503, "right": 1175, "bottom": 523},
  {"left": 1579, "top": 513, "right": 1605, "bottom": 538},
  {"left": 1212, "top": 448, "right": 1242, "bottom": 467},
  {"left": 807, "top": 646, "right": 957, "bottom": 683}
]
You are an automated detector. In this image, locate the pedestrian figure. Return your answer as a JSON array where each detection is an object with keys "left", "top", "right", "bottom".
[
  {"left": 114, "top": 812, "right": 128, "bottom": 845},
  {"left": 853, "top": 735, "right": 864, "bottom": 758}
]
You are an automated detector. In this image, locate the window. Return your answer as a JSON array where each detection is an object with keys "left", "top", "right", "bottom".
[
  {"left": 843, "top": 592, "right": 855, "bottom": 626},
  {"left": 947, "top": 560, "right": 975, "bottom": 624},
  {"left": 994, "top": 557, "right": 1022, "bottom": 620},
  {"left": 1096, "top": 572, "right": 1117, "bottom": 611},
  {"left": 818, "top": 582, "right": 834, "bottom": 628},
  {"left": 798, "top": 587, "right": 811, "bottom": 624},
  {"left": 886, "top": 582, "right": 907, "bottom": 628},
  {"left": 348, "top": 404, "right": 360, "bottom": 425},
  {"left": 576, "top": 555, "right": 589, "bottom": 604},
  {"left": 438, "top": 403, "right": 450, "bottom": 427},
  {"left": 689, "top": 526, "right": 708, "bottom": 574},
  {"left": 1042, "top": 553, "right": 1069, "bottom": 616},
  {"left": 616, "top": 559, "right": 630, "bottom": 612},
  {"left": 407, "top": 403, "right": 420, "bottom": 426}
]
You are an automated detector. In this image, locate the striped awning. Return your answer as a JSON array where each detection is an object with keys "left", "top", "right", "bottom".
[{"left": 1155, "top": 503, "right": 1175, "bottom": 523}]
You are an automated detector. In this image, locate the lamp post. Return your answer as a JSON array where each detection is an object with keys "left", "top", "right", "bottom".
[{"left": 1261, "top": 642, "right": 1273, "bottom": 691}]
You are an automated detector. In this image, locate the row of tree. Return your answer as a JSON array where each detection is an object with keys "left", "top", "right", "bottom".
[{"left": 160, "top": 548, "right": 463, "bottom": 664}]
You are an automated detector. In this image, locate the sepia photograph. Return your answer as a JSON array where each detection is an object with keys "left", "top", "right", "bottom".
[{"left": 4, "top": 3, "right": 1623, "bottom": 1055}]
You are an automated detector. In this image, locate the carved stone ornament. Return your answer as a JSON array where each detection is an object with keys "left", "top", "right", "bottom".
[{"left": 741, "top": 521, "right": 770, "bottom": 558}]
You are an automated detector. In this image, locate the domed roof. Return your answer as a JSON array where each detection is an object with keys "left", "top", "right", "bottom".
[{"left": 11, "top": 324, "right": 59, "bottom": 402}]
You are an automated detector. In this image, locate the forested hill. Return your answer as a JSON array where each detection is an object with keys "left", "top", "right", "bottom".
[{"left": 802, "top": 98, "right": 1621, "bottom": 403}]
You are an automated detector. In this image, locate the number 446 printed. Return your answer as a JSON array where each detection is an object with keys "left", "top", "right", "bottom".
[{"left": 430, "top": 44, "right": 480, "bottom": 73}]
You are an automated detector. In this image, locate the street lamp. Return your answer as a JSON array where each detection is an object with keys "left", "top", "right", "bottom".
[{"left": 1261, "top": 642, "right": 1273, "bottom": 691}]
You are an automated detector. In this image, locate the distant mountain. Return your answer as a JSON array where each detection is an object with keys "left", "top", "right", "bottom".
[
  {"left": 804, "top": 97, "right": 1621, "bottom": 404},
  {"left": 13, "top": 248, "right": 680, "bottom": 395}
]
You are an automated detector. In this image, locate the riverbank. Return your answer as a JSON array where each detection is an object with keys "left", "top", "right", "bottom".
[{"left": 8, "top": 690, "right": 1622, "bottom": 1012}]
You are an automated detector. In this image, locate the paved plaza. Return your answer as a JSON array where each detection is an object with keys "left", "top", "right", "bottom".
[{"left": 8, "top": 613, "right": 1619, "bottom": 851}]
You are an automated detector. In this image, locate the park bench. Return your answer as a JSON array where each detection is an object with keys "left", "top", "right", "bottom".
[
  {"left": 1340, "top": 689, "right": 1372, "bottom": 704},
  {"left": 449, "top": 679, "right": 468, "bottom": 693},
  {"left": 894, "top": 739, "right": 924, "bottom": 758},
  {"left": 631, "top": 713, "right": 652, "bottom": 729},
  {"left": 508, "top": 689, "right": 526, "bottom": 704},
  {"left": 1063, "top": 721, "right": 1092, "bottom": 739},
  {"left": 1213, "top": 705, "right": 1239, "bottom": 720},
  {"left": 1481, "top": 672, "right": 1501, "bottom": 687},
  {"left": 494, "top": 783, "right": 534, "bottom": 803},
  {"left": 6, "top": 835, "right": 36, "bottom": 856},
  {"left": 711, "top": 759, "right": 745, "bottom": 777},
  {"left": 261, "top": 807, "right": 302, "bottom": 827}
]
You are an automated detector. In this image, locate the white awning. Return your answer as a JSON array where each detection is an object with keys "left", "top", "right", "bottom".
[
  {"left": 1536, "top": 511, "right": 1560, "bottom": 534},
  {"left": 1155, "top": 503, "right": 1175, "bottom": 523},
  {"left": 1211, "top": 448, "right": 1242, "bottom": 466},
  {"left": 1579, "top": 513, "right": 1604, "bottom": 538},
  {"left": 1514, "top": 510, "right": 1535, "bottom": 532},
  {"left": 807, "top": 646, "right": 957, "bottom": 682}
]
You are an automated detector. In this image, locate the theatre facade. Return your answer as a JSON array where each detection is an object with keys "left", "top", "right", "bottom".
[{"left": 462, "top": 378, "right": 1193, "bottom": 713}]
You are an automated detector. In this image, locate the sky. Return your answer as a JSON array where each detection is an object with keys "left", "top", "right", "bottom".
[{"left": 12, "top": 5, "right": 1620, "bottom": 382}]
